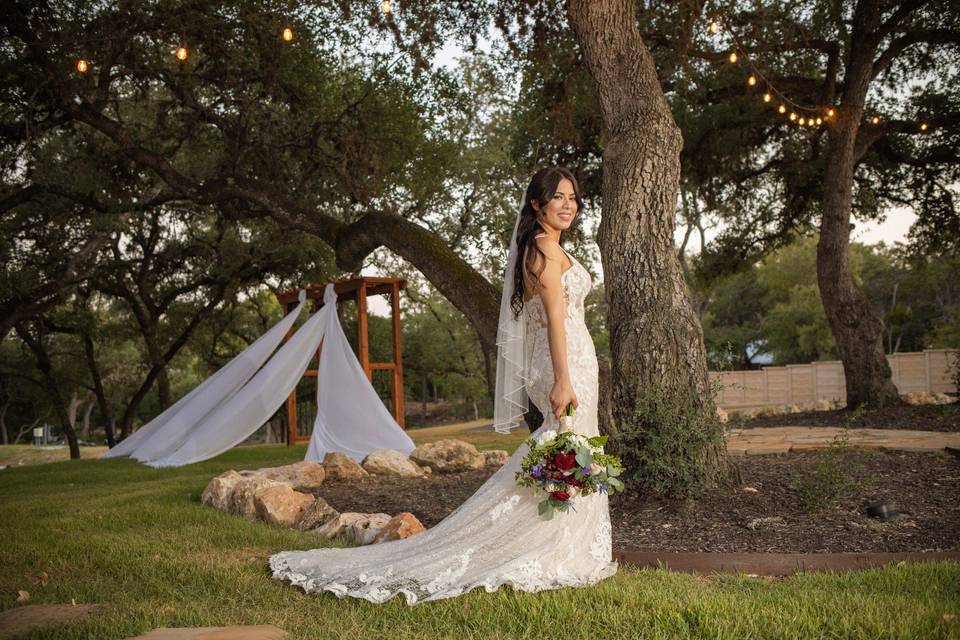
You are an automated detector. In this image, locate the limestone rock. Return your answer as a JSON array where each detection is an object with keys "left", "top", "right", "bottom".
[
  {"left": 372, "top": 512, "right": 426, "bottom": 544},
  {"left": 787, "top": 404, "right": 802, "bottom": 414},
  {"left": 258, "top": 461, "right": 326, "bottom": 490},
  {"left": 322, "top": 452, "right": 369, "bottom": 481},
  {"left": 410, "top": 439, "right": 485, "bottom": 473},
  {"left": 346, "top": 513, "right": 393, "bottom": 545},
  {"left": 230, "top": 477, "right": 289, "bottom": 520},
  {"left": 294, "top": 497, "right": 340, "bottom": 531},
  {"left": 814, "top": 399, "right": 832, "bottom": 411},
  {"left": 483, "top": 450, "right": 509, "bottom": 467},
  {"left": 313, "top": 512, "right": 391, "bottom": 544},
  {"left": 361, "top": 449, "right": 424, "bottom": 477},
  {"left": 254, "top": 484, "right": 315, "bottom": 527},
  {"left": 933, "top": 392, "right": 956, "bottom": 405},
  {"left": 201, "top": 470, "right": 243, "bottom": 511}
]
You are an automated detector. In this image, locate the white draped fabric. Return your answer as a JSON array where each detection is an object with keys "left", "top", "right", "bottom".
[
  {"left": 103, "top": 290, "right": 309, "bottom": 460},
  {"left": 113, "top": 282, "right": 414, "bottom": 469},
  {"left": 304, "top": 288, "right": 414, "bottom": 462}
]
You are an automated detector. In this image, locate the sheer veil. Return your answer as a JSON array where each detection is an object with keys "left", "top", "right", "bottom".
[{"left": 492, "top": 186, "right": 530, "bottom": 434}]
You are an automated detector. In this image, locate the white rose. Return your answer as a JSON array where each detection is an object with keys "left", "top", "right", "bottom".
[
  {"left": 536, "top": 429, "right": 558, "bottom": 445},
  {"left": 589, "top": 462, "right": 603, "bottom": 475}
]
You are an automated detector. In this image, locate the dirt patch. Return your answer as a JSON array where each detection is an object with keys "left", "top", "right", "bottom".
[
  {"left": 307, "top": 449, "right": 960, "bottom": 553},
  {"left": 741, "top": 402, "right": 960, "bottom": 432}
]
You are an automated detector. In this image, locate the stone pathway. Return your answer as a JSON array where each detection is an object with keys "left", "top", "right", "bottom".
[
  {"left": 0, "top": 604, "right": 103, "bottom": 640},
  {"left": 725, "top": 426, "right": 960, "bottom": 455}
]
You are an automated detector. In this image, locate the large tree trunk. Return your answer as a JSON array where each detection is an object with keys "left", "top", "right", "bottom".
[
  {"left": 567, "top": 0, "right": 730, "bottom": 494},
  {"left": 817, "top": 0, "right": 900, "bottom": 409}
]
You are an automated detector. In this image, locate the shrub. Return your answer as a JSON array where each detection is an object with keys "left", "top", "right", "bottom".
[{"left": 613, "top": 383, "right": 728, "bottom": 500}]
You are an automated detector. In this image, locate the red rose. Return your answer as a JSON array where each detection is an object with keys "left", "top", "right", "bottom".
[
  {"left": 565, "top": 477, "right": 583, "bottom": 487},
  {"left": 553, "top": 451, "right": 577, "bottom": 470},
  {"left": 550, "top": 490, "right": 571, "bottom": 502}
]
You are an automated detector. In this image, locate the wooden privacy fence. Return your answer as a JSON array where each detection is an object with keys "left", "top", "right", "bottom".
[{"left": 710, "top": 349, "right": 958, "bottom": 409}]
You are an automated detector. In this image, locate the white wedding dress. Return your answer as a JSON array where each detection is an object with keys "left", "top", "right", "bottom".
[{"left": 269, "top": 246, "right": 618, "bottom": 605}]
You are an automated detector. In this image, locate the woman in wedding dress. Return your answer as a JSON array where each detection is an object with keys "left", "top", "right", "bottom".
[{"left": 270, "top": 166, "right": 618, "bottom": 605}]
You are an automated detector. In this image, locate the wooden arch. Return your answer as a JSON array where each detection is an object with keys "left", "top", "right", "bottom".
[{"left": 276, "top": 276, "right": 407, "bottom": 445}]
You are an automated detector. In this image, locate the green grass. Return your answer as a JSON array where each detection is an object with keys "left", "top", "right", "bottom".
[{"left": 1, "top": 442, "right": 958, "bottom": 638}]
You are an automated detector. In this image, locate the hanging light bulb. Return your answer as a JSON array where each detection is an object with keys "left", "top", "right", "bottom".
[
  {"left": 729, "top": 51, "right": 738, "bottom": 63},
  {"left": 920, "top": 122, "right": 929, "bottom": 131},
  {"left": 778, "top": 104, "right": 786, "bottom": 114},
  {"left": 747, "top": 75, "right": 757, "bottom": 86},
  {"left": 380, "top": 0, "right": 393, "bottom": 14},
  {"left": 871, "top": 115, "right": 880, "bottom": 125},
  {"left": 708, "top": 20, "right": 719, "bottom": 34},
  {"left": 799, "top": 116, "right": 806, "bottom": 125},
  {"left": 176, "top": 46, "right": 188, "bottom": 61},
  {"left": 816, "top": 117, "right": 823, "bottom": 125},
  {"left": 808, "top": 119, "right": 816, "bottom": 127},
  {"left": 826, "top": 108, "right": 835, "bottom": 117},
  {"left": 76, "top": 59, "right": 89, "bottom": 73},
  {"left": 281, "top": 27, "right": 294, "bottom": 42},
  {"left": 789, "top": 112, "right": 797, "bottom": 121},
  {"left": 763, "top": 92, "right": 772, "bottom": 103}
]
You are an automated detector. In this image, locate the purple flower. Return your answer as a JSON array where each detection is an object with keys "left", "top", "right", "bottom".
[
  {"left": 581, "top": 466, "right": 592, "bottom": 475},
  {"left": 532, "top": 463, "right": 544, "bottom": 478},
  {"left": 599, "top": 483, "right": 608, "bottom": 494}
]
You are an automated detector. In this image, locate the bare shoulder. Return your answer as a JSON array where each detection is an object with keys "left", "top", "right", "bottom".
[{"left": 532, "top": 235, "right": 565, "bottom": 261}]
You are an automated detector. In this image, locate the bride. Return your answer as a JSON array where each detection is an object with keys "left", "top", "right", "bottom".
[{"left": 269, "top": 166, "right": 619, "bottom": 604}]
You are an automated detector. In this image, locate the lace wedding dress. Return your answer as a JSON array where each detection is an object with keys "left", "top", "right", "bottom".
[{"left": 269, "top": 245, "right": 618, "bottom": 605}]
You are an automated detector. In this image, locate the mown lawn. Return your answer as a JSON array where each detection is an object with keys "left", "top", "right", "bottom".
[{"left": 0, "top": 435, "right": 958, "bottom": 639}]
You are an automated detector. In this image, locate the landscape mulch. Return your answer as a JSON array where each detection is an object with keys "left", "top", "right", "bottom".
[
  {"left": 741, "top": 402, "right": 959, "bottom": 432},
  {"left": 307, "top": 448, "right": 960, "bottom": 554}
]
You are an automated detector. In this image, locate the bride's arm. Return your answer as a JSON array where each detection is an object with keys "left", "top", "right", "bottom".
[{"left": 531, "top": 236, "right": 578, "bottom": 418}]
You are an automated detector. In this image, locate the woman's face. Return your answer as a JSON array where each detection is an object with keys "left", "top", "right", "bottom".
[{"left": 532, "top": 178, "right": 578, "bottom": 232}]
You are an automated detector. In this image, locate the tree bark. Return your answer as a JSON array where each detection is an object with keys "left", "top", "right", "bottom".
[
  {"left": 817, "top": 0, "right": 901, "bottom": 409},
  {"left": 567, "top": 0, "right": 729, "bottom": 488}
]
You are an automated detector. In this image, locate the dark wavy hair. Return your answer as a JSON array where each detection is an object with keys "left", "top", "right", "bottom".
[{"left": 509, "top": 166, "right": 585, "bottom": 320}]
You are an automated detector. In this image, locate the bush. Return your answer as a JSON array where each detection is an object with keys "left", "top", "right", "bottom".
[
  {"left": 791, "top": 407, "right": 865, "bottom": 512},
  {"left": 613, "top": 383, "right": 728, "bottom": 500}
]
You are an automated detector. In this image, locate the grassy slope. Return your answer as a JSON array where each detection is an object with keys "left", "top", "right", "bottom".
[{"left": 0, "top": 431, "right": 957, "bottom": 638}]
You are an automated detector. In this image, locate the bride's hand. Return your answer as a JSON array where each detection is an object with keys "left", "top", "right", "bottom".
[{"left": 549, "top": 379, "right": 578, "bottom": 419}]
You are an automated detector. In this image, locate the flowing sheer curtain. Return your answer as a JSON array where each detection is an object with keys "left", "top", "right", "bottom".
[
  {"left": 305, "top": 289, "right": 414, "bottom": 462},
  {"left": 103, "top": 291, "right": 308, "bottom": 460},
  {"left": 145, "top": 287, "right": 333, "bottom": 468}
]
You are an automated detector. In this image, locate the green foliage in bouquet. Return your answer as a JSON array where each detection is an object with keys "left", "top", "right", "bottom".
[{"left": 515, "top": 405, "right": 626, "bottom": 520}]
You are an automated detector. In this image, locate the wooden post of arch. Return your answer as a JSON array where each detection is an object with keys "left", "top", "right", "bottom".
[{"left": 276, "top": 276, "right": 407, "bottom": 445}]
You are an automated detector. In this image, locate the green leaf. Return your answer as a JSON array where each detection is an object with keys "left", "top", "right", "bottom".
[
  {"left": 575, "top": 447, "right": 593, "bottom": 467},
  {"left": 608, "top": 477, "right": 624, "bottom": 491},
  {"left": 606, "top": 464, "right": 621, "bottom": 477}
]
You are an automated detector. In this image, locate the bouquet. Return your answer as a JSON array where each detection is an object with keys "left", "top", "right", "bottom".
[{"left": 515, "top": 403, "right": 625, "bottom": 520}]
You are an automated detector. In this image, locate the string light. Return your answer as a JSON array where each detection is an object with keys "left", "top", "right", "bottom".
[
  {"left": 281, "top": 27, "right": 294, "bottom": 42},
  {"left": 380, "top": 0, "right": 393, "bottom": 14},
  {"left": 76, "top": 59, "right": 89, "bottom": 73},
  {"left": 920, "top": 122, "right": 929, "bottom": 131},
  {"left": 706, "top": 5, "right": 834, "bottom": 131},
  {"left": 176, "top": 46, "right": 188, "bottom": 61},
  {"left": 871, "top": 115, "right": 880, "bottom": 125}
]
